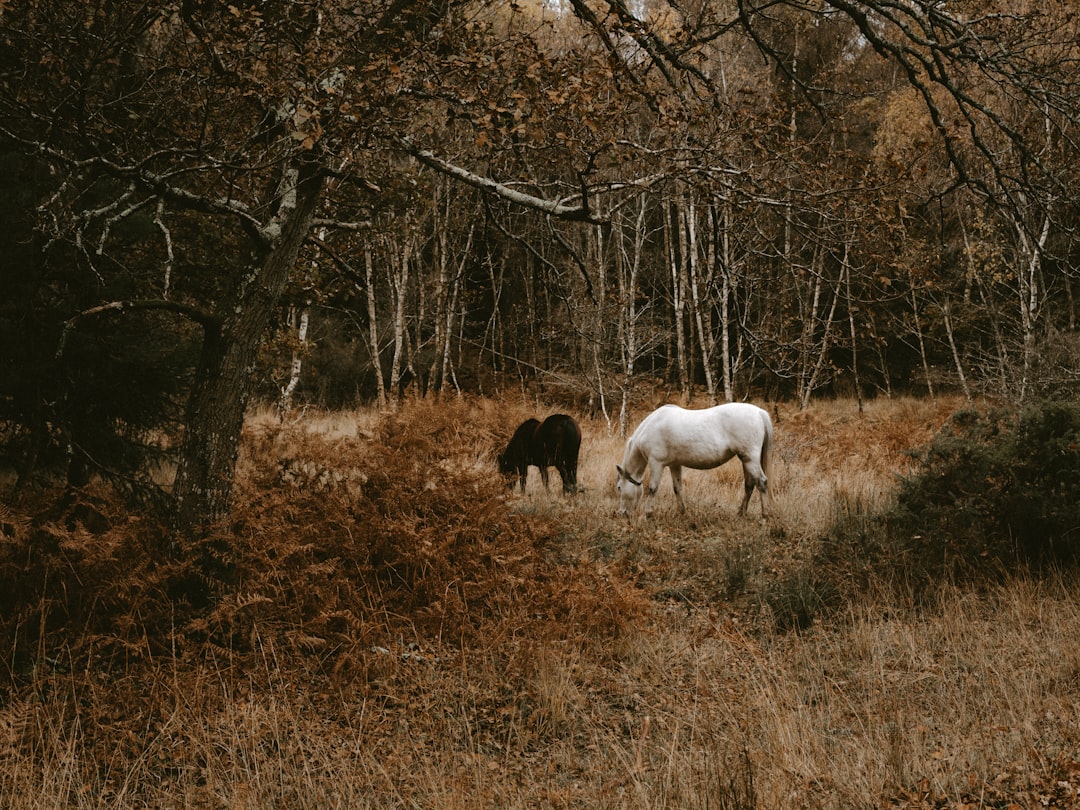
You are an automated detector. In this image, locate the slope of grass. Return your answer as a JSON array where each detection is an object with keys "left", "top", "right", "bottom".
[{"left": 1, "top": 394, "right": 1078, "bottom": 808}]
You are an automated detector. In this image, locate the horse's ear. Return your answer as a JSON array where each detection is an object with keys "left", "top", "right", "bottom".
[{"left": 616, "top": 465, "right": 625, "bottom": 479}]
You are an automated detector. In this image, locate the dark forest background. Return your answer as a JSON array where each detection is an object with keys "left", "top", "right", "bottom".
[{"left": 1, "top": 0, "right": 1078, "bottom": 530}]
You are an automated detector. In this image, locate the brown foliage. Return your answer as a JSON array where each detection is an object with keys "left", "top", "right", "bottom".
[
  {"left": 6, "top": 396, "right": 1080, "bottom": 809},
  {"left": 0, "top": 397, "right": 645, "bottom": 694}
]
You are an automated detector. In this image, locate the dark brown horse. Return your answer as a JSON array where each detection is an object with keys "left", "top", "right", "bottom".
[{"left": 498, "top": 414, "right": 581, "bottom": 495}]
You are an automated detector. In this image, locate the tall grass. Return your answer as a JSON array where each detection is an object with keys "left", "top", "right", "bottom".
[{"left": 2, "top": 394, "right": 1078, "bottom": 808}]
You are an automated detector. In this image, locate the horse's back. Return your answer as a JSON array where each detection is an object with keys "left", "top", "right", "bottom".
[
  {"left": 539, "top": 413, "right": 581, "bottom": 444},
  {"left": 638, "top": 403, "right": 770, "bottom": 466},
  {"left": 708, "top": 402, "right": 771, "bottom": 440},
  {"left": 538, "top": 414, "right": 581, "bottom": 463}
]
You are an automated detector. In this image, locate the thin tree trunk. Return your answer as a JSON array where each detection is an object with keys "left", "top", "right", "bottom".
[
  {"left": 666, "top": 201, "right": 688, "bottom": 399},
  {"left": 388, "top": 237, "right": 411, "bottom": 404},
  {"left": 364, "top": 248, "right": 387, "bottom": 408},
  {"left": 842, "top": 239, "right": 863, "bottom": 413},
  {"left": 617, "top": 199, "right": 647, "bottom": 437},
  {"left": 798, "top": 247, "right": 841, "bottom": 410},
  {"left": 277, "top": 305, "right": 309, "bottom": 418},
  {"left": 429, "top": 197, "right": 472, "bottom": 394},
  {"left": 439, "top": 244, "right": 465, "bottom": 395},
  {"left": 685, "top": 194, "right": 716, "bottom": 402},
  {"left": 1015, "top": 209, "right": 1051, "bottom": 400},
  {"left": 971, "top": 269, "right": 1011, "bottom": 393},
  {"left": 869, "top": 311, "right": 892, "bottom": 398},
  {"left": 910, "top": 285, "right": 935, "bottom": 399},
  {"left": 942, "top": 297, "right": 972, "bottom": 402},
  {"left": 717, "top": 199, "right": 735, "bottom": 402},
  {"left": 480, "top": 253, "right": 506, "bottom": 395}
]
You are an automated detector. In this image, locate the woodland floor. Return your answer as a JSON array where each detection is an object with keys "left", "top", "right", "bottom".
[{"left": 1, "top": 394, "right": 1078, "bottom": 808}]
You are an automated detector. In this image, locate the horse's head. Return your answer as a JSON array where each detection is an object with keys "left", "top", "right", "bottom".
[
  {"left": 615, "top": 465, "right": 643, "bottom": 515},
  {"left": 497, "top": 452, "right": 518, "bottom": 489},
  {"left": 497, "top": 451, "right": 512, "bottom": 475}
]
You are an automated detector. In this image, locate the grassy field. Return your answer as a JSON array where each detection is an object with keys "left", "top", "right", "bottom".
[{"left": 1, "top": 395, "right": 1079, "bottom": 808}]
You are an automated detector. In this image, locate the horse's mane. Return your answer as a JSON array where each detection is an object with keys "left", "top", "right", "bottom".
[{"left": 620, "top": 435, "right": 648, "bottom": 476}]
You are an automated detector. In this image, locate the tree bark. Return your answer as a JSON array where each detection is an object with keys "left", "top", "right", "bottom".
[
  {"left": 172, "top": 162, "right": 322, "bottom": 538},
  {"left": 841, "top": 238, "right": 863, "bottom": 414},
  {"left": 666, "top": 201, "right": 689, "bottom": 399},
  {"left": 684, "top": 192, "right": 717, "bottom": 401},
  {"left": 910, "top": 284, "right": 935, "bottom": 399},
  {"left": 277, "top": 305, "right": 309, "bottom": 418},
  {"left": 941, "top": 297, "right": 972, "bottom": 403},
  {"left": 363, "top": 248, "right": 387, "bottom": 408},
  {"left": 617, "top": 198, "right": 648, "bottom": 437},
  {"left": 388, "top": 236, "right": 412, "bottom": 404},
  {"left": 797, "top": 245, "right": 842, "bottom": 410},
  {"left": 1015, "top": 208, "right": 1051, "bottom": 400},
  {"left": 716, "top": 200, "right": 735, "bottom": 403}
]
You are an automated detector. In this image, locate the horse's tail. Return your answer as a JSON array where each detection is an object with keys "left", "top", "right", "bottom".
[
  {"left": 760, "top": 408, "right": 773, "bottom": 478},
  {"left": 569, "top": 418, "right": 582, "bottom": 461},
  {"left": 565, "top": 419, "right": 582, "bottom": 492}
]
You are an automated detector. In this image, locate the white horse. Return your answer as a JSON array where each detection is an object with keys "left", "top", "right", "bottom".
[{"left": 616, "top": 403, "right": 773, "bottom": 517}]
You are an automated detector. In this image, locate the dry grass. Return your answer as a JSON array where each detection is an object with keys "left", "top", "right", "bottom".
[{"left": 2, "top": 394, "right": 1079, "bottom": 808}]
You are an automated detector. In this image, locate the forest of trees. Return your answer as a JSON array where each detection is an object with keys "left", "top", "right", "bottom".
[{"left": 1, "top": 0, "right": 1078, "bottom": 535}]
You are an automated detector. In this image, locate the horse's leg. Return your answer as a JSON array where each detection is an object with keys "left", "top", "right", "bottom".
[
  {"left": 539, "top": 464, "right": 550, "bottom": 491},
  {"left": 739, "top": 458, "right": 769, "bottom": 516},
  {"left": 738, "top": 478, "right": 753, "bottom": 516},
  {"left": 669, "top": 465, "right": 686, "bottom": 512},
  {"left": 643, "top": 460, "right": 666, "bottom": 514},
  {"left": 562, "top": 462, "right": 577, "bottom": 495},
  {"left": 557, "top": 451, "right": 578, "bottom": 495}
]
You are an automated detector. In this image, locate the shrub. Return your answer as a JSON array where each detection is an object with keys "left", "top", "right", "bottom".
[
  {"left": 761, "top": 569, "right": 834, "bottom": 632},
  {"left": 888, "top": 400, "right": 1080, "bottom": 574}
]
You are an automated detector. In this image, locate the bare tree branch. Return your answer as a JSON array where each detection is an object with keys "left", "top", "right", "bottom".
[
  {"left": 56, "top": 299, "right": 219, "bottom": 360},
  {"left": 400, "top": 138, "right": 607, "bottom": 226},
  {"left": 0, "top": 123, "right": 274, "bottom": 244}
]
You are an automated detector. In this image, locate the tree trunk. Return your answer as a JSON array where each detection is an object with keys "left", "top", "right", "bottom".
[
  {"left": 428, "top": 191, "right": 452, "bottom": 393},
  {"left": 684, "top": 193, "right": 716, "bottom": 401},
  {"left": 666, "top": 201, "right": 688, "bottom": 399},
  {"left": 172, "top": 163, "right": 322, "bottom": 539},
  {"left": 797, "top": 245, "right": 841, "bottom": 410},
  {"left": 388, "top": 236, "right": 412, "bottom": 404},
  {"left": 364, "top": 248, "right": 387, "bottom": 408},
  {"left": 716, "top": 200, "right": 735, "bottom": 403},
  {"left": 910, "top": 284, "right": 935, "bottom": 399},
  {"left": 442, "top": 230, "right": 470, "bottom": 395},
  {"left": 1015, "top": 209, "right": 1051, "bottom": 400},
  {"left": 842, "top": 239, "right": 863, "bottom": 414},
  {"left": 277, "top": 305, "right": 309, "bottom": 418},
  {"left": 480, "top": 252, "right": 507, "bottom": 394},
  {"left": 942, "top": 297, "right": 972, "bottom": 402},
  {"left": 617, "top": 198, "right": 647, "bottom": 437}
]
